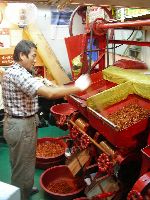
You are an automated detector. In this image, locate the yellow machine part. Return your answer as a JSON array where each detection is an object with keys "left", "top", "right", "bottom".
[
  {"left": 24, "top": 25, "right": 71, "bottom": 85},
  {"left": 102, "top": 66, "right": 150, "bottom": 101},
  {"left": 103, "top": 66, "right": 150, "bottom": 84},
  {"left": 87, "top": 81, "right": 134, "bottom": 111}
]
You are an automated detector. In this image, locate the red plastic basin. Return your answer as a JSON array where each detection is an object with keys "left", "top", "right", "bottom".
[
  {"left": 50, "top": 103, "right": 77, "bottom": 117},
  {"left": 50, "top": 103, "right": 77, "bottom": 127},
  {"left": 36, "top": 137, "right": 67, "bottom": 162},
  {"left": 40, "top": 165, "right": 84, "bottom": 200},
  {"left": 36, "top": 156, "right": 65, "bottom": 169}
]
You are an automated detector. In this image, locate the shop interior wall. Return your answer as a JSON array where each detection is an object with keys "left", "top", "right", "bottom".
[
  {"left": 36, "top": 5, "right": 84, "bottom": 78},
  {"left": 1, "top": 4, "right": 150, "bottom": 73},
  {"left": 108, "top": 29, "right": 150, "bottom": 69},
  {"left": 142, "top": 29, "right": 150, "bottom": 69}
]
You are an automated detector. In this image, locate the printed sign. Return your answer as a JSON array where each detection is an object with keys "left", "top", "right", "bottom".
[{"left": 0, "top": 54, "right": 13, "bottom": 66}]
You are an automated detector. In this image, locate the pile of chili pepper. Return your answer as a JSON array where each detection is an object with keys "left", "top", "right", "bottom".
[
  {"left": 107, "top": 103, "right": 149, "bottom": 130},
  {"left": 47, "top": 179, "right": 76, "bottom": 194},
  {"left": 36, "top": 141, "right": 65, "bottom": 158}
]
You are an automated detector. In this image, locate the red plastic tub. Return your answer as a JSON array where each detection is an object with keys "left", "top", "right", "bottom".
[
  {"left": 40, "top": 165, "right": 85, "bottom": 200},
  {"left": 50, "top": 103, "right": 77, "bottom": 126},
  {"left": 36, "top": 137, "right": 67, "bottom": 163},
  {"left": 36, "top": 156, "right": 65, "bottom": 169},
  {"left": 87, "top": 94, "right": 150, "bottom": 148}
]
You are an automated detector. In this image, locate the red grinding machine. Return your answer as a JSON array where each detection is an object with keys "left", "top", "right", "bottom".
[{"left": 48, "top": 9, "right": 150, "bottom": 199}]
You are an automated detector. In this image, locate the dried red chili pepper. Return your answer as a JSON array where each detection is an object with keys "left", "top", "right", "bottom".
[
  {"left": 36, "top": 141, "right": 65, "bottom": 158},
  {"left": 107, "top": 103, "right": 149, "bottom": 130},
  {"left": 47, "top": 179, "right": 76, "bottom": 194}
]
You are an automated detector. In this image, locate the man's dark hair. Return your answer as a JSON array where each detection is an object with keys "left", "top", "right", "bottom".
[{"left": 13, "top": 40, "right": 37, "bottom": 62}]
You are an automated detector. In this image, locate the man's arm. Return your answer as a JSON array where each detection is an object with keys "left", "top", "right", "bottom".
[
  {"left": 37, "top": 84, "right": 80, "bottom": 99},
  {"left": 36, "top": 74, "right": 91, "bottom": 99}
]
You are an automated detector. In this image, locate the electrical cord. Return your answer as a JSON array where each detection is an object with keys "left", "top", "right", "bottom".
[
  {"left": 84, "top": 29, "right": 135, "bottom": 53},
  {"left": 108, "top": 29, "right": 135, "bottom": 50}
]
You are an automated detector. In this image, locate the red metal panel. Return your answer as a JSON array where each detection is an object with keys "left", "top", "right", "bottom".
[
  {"left": 67, "top": 79, "right": 116, "bottom": 117},
  {"left": 65, "top": 33, "right": 106, "bottom": 78},
  {"left": 140, "top": 146, "right": 150, "bottom": 176},
  {"left": 98, "top": 34, "right": 106, "bottom": 71},
  {"left": 65, "top": 34, "right": 88, "bottom": 79},
  {"left": 87, "top": 94, "right": 150, "bottom": 148}
]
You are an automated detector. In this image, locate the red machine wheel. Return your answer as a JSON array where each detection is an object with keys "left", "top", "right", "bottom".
[
  {"left": 97, "top": 153, "right": 113, "bottom": 173},
  {"left": 69, "top": 6, "right": 114, "bottom": 38},
  {"left": 92, "top": 7, "right": 114, "bottom": 39},
  {"left": 93, "top": 18, "right": 107, "bottom": 36},
  {"left": 80, "top": 134, "right": 90, "bottom": 149},
  {"left": 127, "top": 190, "right": 143, "bottom": 200},
  {"left": 71, "top": 145, "right": 78, "bottom": 154},
  {"left": 70, "top": 127, "right": 79, "bottom": 139},
  {"left": 69, "top": 6, "right": 87, "bottom": 36}
]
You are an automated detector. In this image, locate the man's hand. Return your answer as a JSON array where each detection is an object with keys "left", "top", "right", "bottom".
[{"left": 75, "top": 74, "right": 91, "bottom": 91}]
